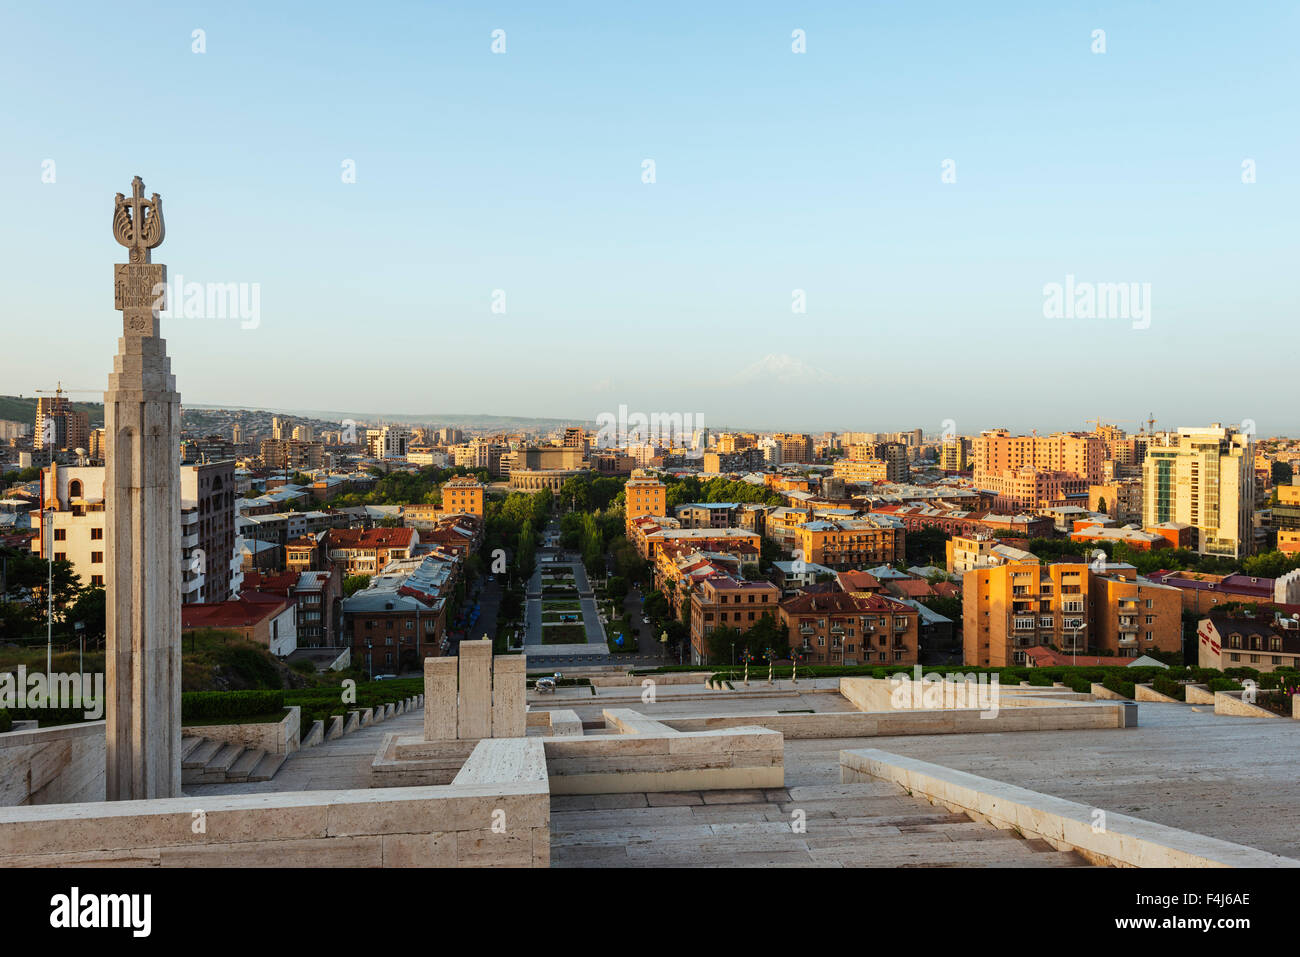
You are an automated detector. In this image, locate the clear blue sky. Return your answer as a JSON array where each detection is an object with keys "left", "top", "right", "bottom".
[{"left": 3, "top": 0, "right": 1297, "bottom": 436}]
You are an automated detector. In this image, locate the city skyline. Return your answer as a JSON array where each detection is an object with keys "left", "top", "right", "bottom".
[{"left": 4, "top": 0, "right": 1297, "bottom": 431}]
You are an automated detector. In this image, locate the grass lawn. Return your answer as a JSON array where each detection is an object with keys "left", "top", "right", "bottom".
[
  {"left": 541, "top": 623, "right": 588, "bottom": 643},
  {"left": 542, "top": 611, "right": 584, "bottom": 624},
  {"left": 542, "top": 600, "right": 581, "bottom": 611}
]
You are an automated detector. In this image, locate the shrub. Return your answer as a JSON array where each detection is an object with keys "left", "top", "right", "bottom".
[
  {"left": 0, "top": 709, "right": 10, "bottom": 733},
  {"left": 1223, "top": 667, "right": 1260, "bottom": 681},
  {"left": 1026, "top": 671, "right": 1054, "bottom": 686},
  {"left": 1102, "top": 674, "right": 1135, "bottom": 699},
  {"left": 1207, "top": 677, "right": 1243, "bottom": 692},
  {"left": 1064, "top": 676, "right": 1093, "bottom": 694},
  {"left": 1150, "top": 674, "right": 1186, "bottom": 701},
  {"left": 182, "top": 690, "right": 284, "bottom": 721}
]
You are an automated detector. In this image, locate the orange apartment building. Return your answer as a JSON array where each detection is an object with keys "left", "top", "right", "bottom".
[
  {"left": 772, "top": 433, "right": 813, "bottom": 464},
  {"left": 792, "top": 517, "right": 905, "bottom": 569},
  {"left": 963, "top": 560, "right": 1090, "bottom": 667},
  {"left": 439, "top": 476, "right": 485, "bottom": 517},
  {"left": 778, "top": 592, "right": 919, "bottom": 666},
  {"left": 1088, "top": 567, "right": 1182, "bottom": 660},
  {"left": 624, "top": 470, "right": 667, "bottom": 527},
  {"left": 689, "top": 575, "right": 781, "bottom": 664},
  {"left": 972, "top": 429, "right": 1105, "bottom": 482},
  {"left": 963, "top": 560, "right": 1181, "bottom": 666}
]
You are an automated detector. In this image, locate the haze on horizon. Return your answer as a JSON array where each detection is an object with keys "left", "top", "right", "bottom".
[{"left": 3, "top": 0, "right": 1296, "bottom": 435}]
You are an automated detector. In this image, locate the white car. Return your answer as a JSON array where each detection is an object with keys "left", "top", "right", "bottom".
[{"left": 642, "top": 616, "right": 650, "bottom": 624}]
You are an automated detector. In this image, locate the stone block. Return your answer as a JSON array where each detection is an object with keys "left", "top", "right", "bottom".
[
  {"left": 424, "top": 657, "right": 458, "bottom": 741},
  {"left": 491, "top": 655, "right": 526, "bottom": 738},
  {"left": 458, "top": 640, "right": 493, "bottom": 740}
]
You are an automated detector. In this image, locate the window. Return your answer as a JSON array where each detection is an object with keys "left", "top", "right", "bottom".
[
  {"left": 91, "top": 528, "right": 103, "bottom": 540},
  {"left": 53, "top": 529, "right": 67, "bottom": 541},
  {"left": 92, "top": 552, "right": 103, "bottom": 564},
  {"left": 91, "top": 575, "right": 104, "bottom": 586}
]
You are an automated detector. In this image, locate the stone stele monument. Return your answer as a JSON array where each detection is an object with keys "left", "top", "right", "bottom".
[{"left": 104, "top": 176, "right": 182, "bottom": 800}]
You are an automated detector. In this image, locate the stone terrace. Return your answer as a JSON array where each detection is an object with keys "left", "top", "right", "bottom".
[{"left": 549, "top": 784, "right": 1091, "bottom": 867}]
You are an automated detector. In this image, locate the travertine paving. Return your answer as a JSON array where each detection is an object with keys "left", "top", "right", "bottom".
[
  {"left": 782, "top": 703, "right": 1300, "bottom": 860},
  {"left": 549, "top": 783, "right": 1090, "bottom": 867}
]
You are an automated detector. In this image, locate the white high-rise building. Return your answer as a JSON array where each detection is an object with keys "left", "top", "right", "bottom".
[{"left": 1141, "top": 423, "right": 1255, "bottom": 560}]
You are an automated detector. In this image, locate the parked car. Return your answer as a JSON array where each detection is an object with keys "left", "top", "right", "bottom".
[{"left": 374, "top": 674, "right": 399, "bottom": 681}]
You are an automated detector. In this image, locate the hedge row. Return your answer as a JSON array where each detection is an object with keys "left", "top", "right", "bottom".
[
  {"left": 1150, "top": 674, "right": 1186, "bottom": 701},
  {"left": 182, "top": 690, "right": 284, "bottom": 721},
  {"left": 1101, "top": 674, "right": 1136, "bottom": 699}
]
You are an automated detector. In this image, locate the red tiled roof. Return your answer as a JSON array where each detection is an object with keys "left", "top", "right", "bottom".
[
  {"left": 182, "top": 592, "right": 291, "bottom": 630},
  {"left": 836, "top": 570, "right": 882, "bottom": 592},
  {"left": 327, "top": 527, "right": 415, "bottom": 550},
  {"left": 888, "top": 579, "right": 936, "bottom": 598},
  {"left": 781, "top": 591, "right": 910, "bottom": 615}
]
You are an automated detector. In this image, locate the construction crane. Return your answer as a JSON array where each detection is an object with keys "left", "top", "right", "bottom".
[{"left": 33, "top": 382, "right": 101, "bottom": 399}]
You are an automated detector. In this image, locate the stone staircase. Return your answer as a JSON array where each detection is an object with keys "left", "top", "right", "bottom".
[
  {"left": 181, "top": 735, "right": 288, "bottom": 785},
  {"left": 550, "top": 781, "right": 1093, "bottom": 867}
]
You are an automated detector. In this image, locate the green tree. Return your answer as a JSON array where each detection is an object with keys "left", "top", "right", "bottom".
[
  {"left": 65, "top": 586, "right": 107, "bottom": 643},
  {"left": 343, "top": 574, "right": 371, "bottom": 597},
  {"left": 705, "top": 625, "right": 744, "bottom": 666}
]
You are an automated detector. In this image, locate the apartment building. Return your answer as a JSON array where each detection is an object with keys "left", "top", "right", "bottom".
[
  {"left": 1088, "top": 480, "right": 1144, "bottom": 523},
  {"left": 1275, "top": 482, "right": 1300, "bottom": 555},
  {"left": 688, "top": 575, "right": 781, "bottom": 664},
  {"left": 342, "top": 555, "right": 453, "bottom": 670},
  {"left": 963, "top": 561, "right": 1091, "bottom": 667},
  {"left": 779, "top": 591, "right": 919, "bottom": 667},
  {"left": 940, "top": 438, "right": 971, "bottom": 472},
  {"left": 180, "top": 460, "right": 240, "bottom": 604},
  {"left": 791, "top": 516, "right": 905, "bottom": 569},
  {"left": 845, "top": 442, "right": 909, "bottom": 482},
  {"left": 325, "top": 527, "right": 419, "bottom": 576},
  {"left": 244, "top": 565, "right": 343, "bottom": 647},
  {"left": 32, "top": 462, "right": 239, "bottom": 603},
  {"left": 624, "top": 470, "right": 667, "bottom": 524},
  {"left": 440, "top": 475, "right": 485, "bottom": 517},
  {"left": 1088, "top": 566, "right": 1182, "bottom": 659},
  {"left": 365, "top": 426, "right": 411, "bottom": 460},
  {"left": 34, "top": 393, "right": 90, "bottom": 453},
  {"left": 963, "top": 559, "right": 1180, "bottom": 665},
  {"left": 972, "top": 429, "right": 1105, "bottom": 482},
  {"left": 674, "top": 502, "right": 738, "bottom": 529},
  {"left": 1141, "top": 424, "right": 1254, "bottom": 560},
  {"left": 260, "top": 438, "right": 325, "bottom": 471},
  {"left": 772, "top": 433, "right": 813, "bottom": 464}
]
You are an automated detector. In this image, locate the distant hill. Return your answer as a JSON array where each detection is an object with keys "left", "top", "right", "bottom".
[
  {"left": 0, "top": 395, "right": 104, "bottom": 429},
  {"left": 184, "top": 405, "right": 592, "bottom": 431}
]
